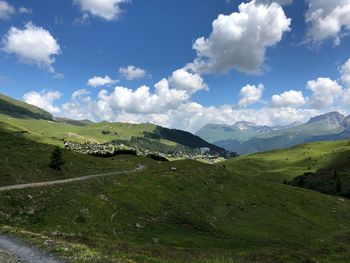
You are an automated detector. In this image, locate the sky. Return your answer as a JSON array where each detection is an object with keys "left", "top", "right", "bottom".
[{"left": 0, "top": 0, "right": 350, "bottom": 132}]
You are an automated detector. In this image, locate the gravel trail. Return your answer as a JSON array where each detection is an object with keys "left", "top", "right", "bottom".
[
  {"left": 0, "top": 164, "right": 144, "bottom": 192},
  {"left": 0, "top": 235, "right": 63, "bottom": 263}
]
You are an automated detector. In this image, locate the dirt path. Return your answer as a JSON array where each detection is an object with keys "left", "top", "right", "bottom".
[
  {"left": 0, "top": 235, "right": 63, "bottom": 263},
  {"left": 0, "top": 164, "right": 144, "bottom": 192}
]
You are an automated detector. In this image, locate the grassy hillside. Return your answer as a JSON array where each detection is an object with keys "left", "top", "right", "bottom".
[
  {"left": 0, "top": 94, "right": 53, "bottom": 120},
  {"left": 1, "top": 154, "right": 350, "bottom": 262},
  {"left": 223, "top": 140, "right": 350, "bottom": 183},
  {"left": 287, "top": 147, "right": 350, "bottom": 198},
  {"left": 54, "top": 117, "right": 94, "bottom": 126},
  {"left": 0, "top": 128, "right": 143, "bottom": 187},
  {"left": 0, "top": 113, "right": 226, "bottom": 160},
  {"left": 0, "top": 94, "right": 227, "bottom": 157},
  {"left": 0, "top": 115, "right": 228, "bottom": 157}
]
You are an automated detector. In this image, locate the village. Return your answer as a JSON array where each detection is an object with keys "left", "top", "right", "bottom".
[{"left": 63, "top": 141, "right": 226, "bottom": 163}]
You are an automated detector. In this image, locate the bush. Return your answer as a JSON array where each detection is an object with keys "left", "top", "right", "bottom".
[{"left": 49, "top": 146, "right": 65, "bottom": 171}]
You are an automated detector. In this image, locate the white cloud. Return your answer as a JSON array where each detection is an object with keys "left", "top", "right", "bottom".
[
  {"left": 306, "top": 77, "right": 343, "bottom": 109},
  {"left": 343, "top": 88, "right": 350, "bottom": 104},
  {"left": 169, "top": 68, "right": 208, "bottom": 94},
  {"left": 340, "top": 59, "right": 350, "bottom": 103},
  {"left": 23, "top": 90, "right": 62, "bottom": 114},
  {"left": 87, "top": 75, "right": 118, "bottom": 87},
  {"left": 306, "top": 0, "right": 350, "bottom": 45},
  {"left": 0, "top": 2, "right": 32, "bottom": 19},
  {"left": 271, "top": 90, "right": 308, "bottom": 108},
  {"left": 188, "top": 0, "right": 291, "bottom": 74},
  {"left": 61, "top": 79, "right": 190, "bottom": 121},
  {"left": 97, "top": 81, "right": 188, "bottom": 115},
  {"left": 72, "top": 89, "right": 91, "bottom": 100},
  {"left": 0, "top": 1, "right": 14, "bottom": 20},
  {"left": 18, "top": 7, "right": 33, "bottom": 14},
  {"left": 57, "top": 83, "right": 322, "bottom": 133},
  {"left": 119, "top": 65, "right": 147, "bottom": 80},
  {"left": 340, "top": 58, "right": 350, "bottom": 87},
  {"left": 238, "top": 84, "right": 264, "bottom": 107},
  {"left": 165, "top": 104, "right": 318, "bottom": 133},
  {"left": 73, "top": 0, "right": 129, "bottom": 21},
  {"left": 256, "top": 0, "right": 293, "bottom": 5},
  {"left": 2, "top": 22, "right": 61, "bottom": 72}
]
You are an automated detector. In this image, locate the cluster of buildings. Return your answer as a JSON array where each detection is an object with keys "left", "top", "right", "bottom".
[
  {"left": 63, "top": 141, "right": 226, "bottom": 163},
  {"left": 63, "top": 141, "right": 116, "bottom": 156}
]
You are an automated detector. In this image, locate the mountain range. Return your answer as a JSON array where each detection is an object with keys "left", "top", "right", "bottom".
[
  {"left": 196, "top": 111, "right": 350, "bottom": 154},
  {"left": 2, "top": 92, "right": 350, "bottom": 157}
]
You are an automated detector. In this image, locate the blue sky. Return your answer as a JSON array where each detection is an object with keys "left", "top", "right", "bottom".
[{"left": 0, "top": 0, "right": 350, "bottom": 131}]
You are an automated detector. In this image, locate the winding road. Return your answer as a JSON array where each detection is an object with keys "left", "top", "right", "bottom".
[
  {"left": 0, "top": 164, "right": 145, "bottom": 262},
  {"left": 0, "top": 164, "right": 144, "bottom": 192}
]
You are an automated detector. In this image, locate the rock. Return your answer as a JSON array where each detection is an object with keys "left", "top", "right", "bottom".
[
  {"left": 152, "top": 238, "right": 159, "bottom": 244},
  {"left": 25, "top": 208, "right": 35, "bottom": 215},
  {"left": 43, "top": 239, "right": 54, "bottom": 246},
  {"left": 98, "top": 195, "right": 108, "bottom": 201}
]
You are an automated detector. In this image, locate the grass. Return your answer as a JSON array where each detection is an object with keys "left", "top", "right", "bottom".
[
  {"left": 223, "top": 140, "right": 350, "bottom": 183},
  {"left": 0, "top": 114, "right": 157, "bottom": 145},
  {"left": 0, "top": 129, "right": 144, "bottom": 187},
  {"left": 0, "top": 115, "right": 215, "bottom": 156},
  {"left": 1, "top": 98, "right": 350, "bottom": 262},
  {"left": 1, "top": 131, "right": 350, "bottom": 262}
]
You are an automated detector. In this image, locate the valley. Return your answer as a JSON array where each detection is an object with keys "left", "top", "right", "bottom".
[
  {"left": 197, "top": 112, "right": 350, "bottom": 155},
  {"left": 0, "top": 94, "right": 350, "bottom": 262}
]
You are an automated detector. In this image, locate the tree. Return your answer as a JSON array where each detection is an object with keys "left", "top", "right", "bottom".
[
  {"left": 335, "top": 176, "right": 342, "bottom": 194},
  {"left": 49, "top": 146, "right": 65, "bottom": 171}
]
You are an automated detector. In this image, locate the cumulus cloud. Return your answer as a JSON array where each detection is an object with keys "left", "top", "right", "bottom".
[
  {"left": 188, "top": 0, "right": 291, "bottom": 74},
  {"left": 256, "top": 0, "right": 293, "bottom": 5},
  {"left": 2, "top": 22, "right": 61, "bottom": 72},
  {"left": 72, "top": 89, "right": 91, "bottom": 100},
  {"left": 0, "top": 1, "right": 14, "bottom": 20},
  {"left": 340, "top": 59, "right": 350, "bottom": 104},
  {"left": 341, "top": 58, "right": 350, "bottom": 87},
  {"left": 306, "top": 0, "right": 350, "bottom": 45},
  {"left": 53, "top": 77, "right": 325, "bottom": 133},
  {"left": 0, "top": 1, "right": 32, "bottom": 20},
  {"left": 87, "top": 75, "right": 118, "bottom": 87},
  {"left": 59, "top": 89, "right": 319, "bottom": 133},
  {"left": 169, "top": 68, "right": 208, "bottom": 94},
  {"left": 73, "top": 0, "right": 129, "bottom": 21},
  {"left": 271, "top": 90, "right": 308, "bottom": 108},
  {"left": 343, "top": 88, "right": 350, "bottom": 104},
  {"left": 98, "top": 81, "right": 189, "bottom": 115},
  {"left": 238, "top": 84, "right": 264, "bottom": 107},
  {"left": 119, "top": 65, "right": 147, "bottom": 80},
  {"left": 306, "top": 77, "right": 343, "bottom": 109},
  {"left": 23, "top": 90, "right": 62, "bottom": 114}
]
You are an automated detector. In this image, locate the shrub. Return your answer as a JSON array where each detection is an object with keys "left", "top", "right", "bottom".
[{"left": 49, "top": 146, "right": 65, "bottom": 171}]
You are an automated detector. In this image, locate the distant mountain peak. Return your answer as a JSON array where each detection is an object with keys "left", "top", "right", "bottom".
[
  {"left": 232, "top": 121, "right": 256, "bottom": 130},
  {"left": 307, "top": 111, "right": 345, "bottom": 129},
  {"left": 342, "top": 115, "right": 350, "bottom": 129}
]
